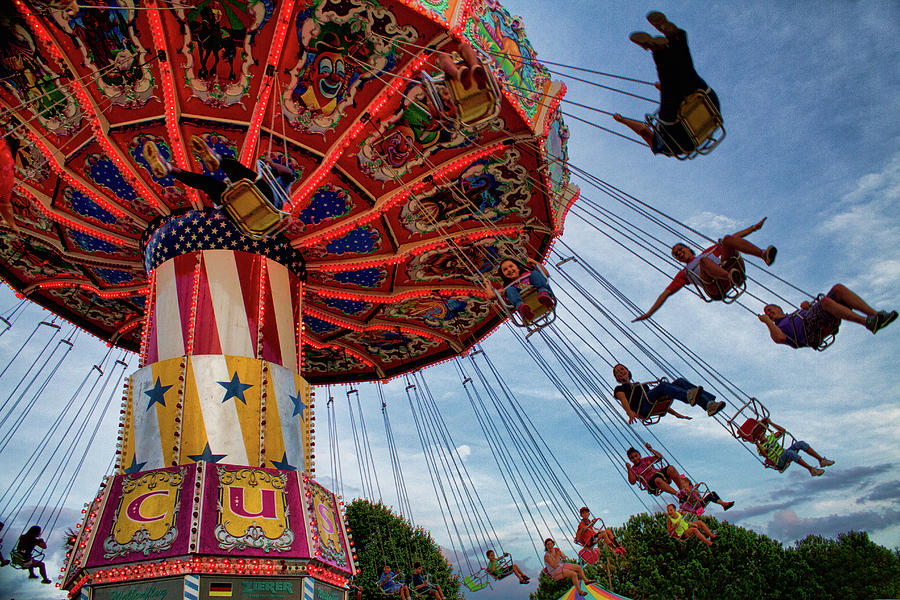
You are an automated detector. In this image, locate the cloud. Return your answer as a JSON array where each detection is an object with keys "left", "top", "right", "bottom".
[
  {"left": 683, "top": 212, "right": 738, "bottom": 237},
  {"left": 456, "top": 445, "right": 471, "bottom": 460},
  {"left": 765, "top": 508, "right": 900, "bottom": 542},
  {"left": 857, "top": 480, "right": 900, "bottom": 505},
  {"left": 722, "top": 501, "right": 794, "bottom": 521},
  {"left": 767, "top": 464, "right": 894, "bottom": 502},
  {"left": 818, "top": 152, "right": 900, "bottom": 298}
]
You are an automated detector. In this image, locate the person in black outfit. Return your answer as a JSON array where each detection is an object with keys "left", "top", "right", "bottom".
[
  {"left": 12, "top": 525, "right": 51, "bottom": 583},
  {"left": 144, "top": 136, "right": 295, "bottom": 209},
  {"left": 612, "top": 11, "right": 720, "bottom": 156}
]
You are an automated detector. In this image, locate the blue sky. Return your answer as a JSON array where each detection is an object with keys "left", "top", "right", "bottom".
[{"left": 1, "top": 1, "right": 899, "bottom": 599}]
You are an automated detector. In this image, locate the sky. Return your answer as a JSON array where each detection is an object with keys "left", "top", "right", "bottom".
[{"left": 1, "top": 1, "right": 899, "bottom": 599}]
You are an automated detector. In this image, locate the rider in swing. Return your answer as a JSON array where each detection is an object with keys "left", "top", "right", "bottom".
[
  {"left": 613, "top": 11, "right": 719, "bottom": 157},
  {"left": 633, "top": 218, "right": 776, "bottom": 321},
  {"left": 143, "top": 135, "right": 295, "bottom": 209}
]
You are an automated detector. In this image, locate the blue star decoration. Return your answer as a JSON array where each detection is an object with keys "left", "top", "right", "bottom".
[
  {"left": 290, "top": 391, "right": 307, "bottom": 419},
  {"left": 270, "top": 452, "right": 296, "bottom": 471},
  {"left": 145, "top": 377, "right": 173, "bottom": 410},
  {"left": 188, "top": 443, "right": 227, "bottom": 463},
  {"left": 124, "top": 455, "right": 146, "bottom": 474},
  {"left": 218, "top": 372, "right": 253, "bottom": 404}
]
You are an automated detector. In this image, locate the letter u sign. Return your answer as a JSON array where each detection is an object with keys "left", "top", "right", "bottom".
[{"left": 229, "top": 487, "right": 278, "bottom": 519}]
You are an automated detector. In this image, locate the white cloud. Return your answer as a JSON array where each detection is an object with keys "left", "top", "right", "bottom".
[
  {"left": 818, "top": 152, "right": 900, "bottom": 297},
  {"left": 683, "top": 212, "right": 739, "bottom": 237}
]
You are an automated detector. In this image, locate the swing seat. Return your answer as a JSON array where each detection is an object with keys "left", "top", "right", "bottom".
[
  {"left": 498, "top": 274, "right": 556, "bottom": 338},
  {"left": 640, "top": 396, "right": 674, "bottom": 425},
  {"left": 378, "top": 572, "right": 408, "bottom": 596},
  {"left": 646, "top": 89, "right": 725, "bottom": 160},
  {"left": 220, "top": 161, "right": 291, "bottom": 240},
  {"left": 736, "top": 418, "right": 766, "bottom": 443},
  {"left": 463, "top": 572, "right": 489, "bottom": 592},
  {"left": 725, "top": 397, "right": 770, "bottom": 442},
  {"left": 421, "top": 54, "right": 502, "bottom": 129},
  {"left": 577, "top": 547, "right": 600, "bottom": 565},
  {"left": 690, "top": 255, "right": 746, "bottom": 304},
  {"left": 635, "top": 470, "right": 667, "bottom": 497},
  {"left": 764, "top": 457, "right": 789, "bottom": 472},
  {"left": 629, "top": 379, "right": 673, "bottom": 425},
  {"left": 803, "top": 294, "right": 840, "bottom": 351},
  {"left": 678, "top": 481, "right": 709, "bottom": 516},
  {"left": 9, "top": 548, "right": 41, "bottom": 569}
]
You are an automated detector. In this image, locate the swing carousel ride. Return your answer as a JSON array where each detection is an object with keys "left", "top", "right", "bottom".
[
  {"left": 0, "top": 0, "right": 577, "bottom": 597},
  {"left": 2, "top": 0, "right": 876, "bottom": 597}
]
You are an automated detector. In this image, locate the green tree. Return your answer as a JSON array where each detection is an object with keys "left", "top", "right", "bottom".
[
  {"left": 790, "top": 531, "right": 900, "bottom": 600},
  {"left": 345, "top": 499, "right": 462, "bottom": 600},
  {"left": 530, "top": 513, "right": 900, "bottom": 600}
]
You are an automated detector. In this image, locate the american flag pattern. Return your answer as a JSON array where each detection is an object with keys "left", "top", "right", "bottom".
[{"left": 145, "top": 249, "right": 302, "bottom": 372}]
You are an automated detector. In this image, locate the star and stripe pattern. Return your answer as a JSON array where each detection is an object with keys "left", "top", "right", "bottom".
[
  {"left": 121, "top": 355, "right": 313, "bottom": 473},
  {"left": 145, "top": 250, "right": 302, "bottom": 372}
]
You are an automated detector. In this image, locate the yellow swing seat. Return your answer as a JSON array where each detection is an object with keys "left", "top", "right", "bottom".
[
  {"left": 421, "top": 52, "right": 503, "bottom": 130},
  {"left": 498, "top": 275, "right": 556, "bottom": 338},
  {"left": 647, "top": 88, "right": 725, "bottom": 160},
  {"left": 220, "top": 160, "right": 291, "bottom": 239}
]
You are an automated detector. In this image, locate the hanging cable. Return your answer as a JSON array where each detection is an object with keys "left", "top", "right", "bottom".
[
  {"left": 379, "top": 382, "right": 413, "bottom": 522},
  {"left": 350, "top": 385, "right": 383, "bottom": 502},
  {"left": 326, "top": 388, "right": 346, "bottom": 501},
  {"left": 404, "top": 375, "right": 467, "bottom": 574}
]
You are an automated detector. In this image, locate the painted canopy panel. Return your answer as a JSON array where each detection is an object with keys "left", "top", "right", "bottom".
[{"left": 0, "top": 0, "right": 576, "bottom": 383}]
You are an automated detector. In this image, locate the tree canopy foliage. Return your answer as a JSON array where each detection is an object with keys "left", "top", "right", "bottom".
[
  {"left": 530, "top": 512, "right": 900, "bottom": 600},
  {"left": 345, "top": 499, "right": 462, "bottom": 600}
]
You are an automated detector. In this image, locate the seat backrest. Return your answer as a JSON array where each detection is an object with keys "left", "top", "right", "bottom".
[
  {"left": 679, "top": 91, "right": 720, "bottom": 142},
  {"left": 445, "top": 66, "right": 501, "bottom": 127},
  {"left": 463, "top": 574, "right": 489, "bottom": 592},
  {"left": 220, "top": 179, "right": 286, "bottom": 238},
  {"left": 738, "top": 418, "right": 764, "bottom": 442},
  {"left": 577, "top": 547, "right": 600, "bottom": 565},
  {"left": 646, "top": 397, "right": 673, "bottom": 417}
]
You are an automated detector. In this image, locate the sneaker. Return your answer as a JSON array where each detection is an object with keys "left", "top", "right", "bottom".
[
  {"left": 722, "top": 501, "right": 735, "bottom": 511},
  {"left": 810, "top": 467, "right": 825, "bottom": 477},
  {"left": 519, "top": 578, "right": 530, "bottom": 585},
  {"left": 41, "top": 578, "right": 52, "bottom": 584},
  {"left": 646, "top": 11, "right": 678, "bottom": 35},
  {"left": 517, "top": 303, "right": 534, "bottom": 321},
  {"left": 686, "top": 386, "right": 702, "bottom": 406},
  {"left": 537, "top": 291, "right": 555, "bottom": 309},
  {"left": 763, "top": 246, "right": 778, "bottom": 266},
  {"left": 142, "top": 142, "right": 171, "bottom": 179},
  {"left": 819, "top": 458, "right": 835, "bottom": 467},
  {"left": 629, "top": 31, "right": 667, "bottom": 50},
  {"left": 191, "top": 134, "right": 220, "bottom": 171},
  {"left": 707, "top": 400, "right": 726, "bottom": 417},
  {"left": 869, "top": 310, "right": 898, "bottom": 334}
]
